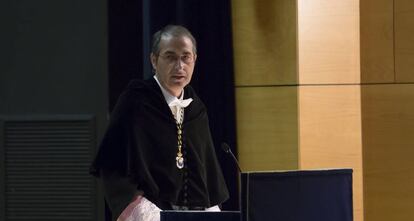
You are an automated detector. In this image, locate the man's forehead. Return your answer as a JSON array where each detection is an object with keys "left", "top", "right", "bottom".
[{"left": 159, "top": 35, "right": 194, "bottom": 53}]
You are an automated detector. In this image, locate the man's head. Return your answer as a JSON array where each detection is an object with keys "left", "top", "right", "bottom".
[{"left": 150, "top": 25, "right": 197, "bottom": 97}]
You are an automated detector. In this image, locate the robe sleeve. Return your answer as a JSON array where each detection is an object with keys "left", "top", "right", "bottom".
[{"left": 90, "top": 90, "right": 143, "bottom": 220}]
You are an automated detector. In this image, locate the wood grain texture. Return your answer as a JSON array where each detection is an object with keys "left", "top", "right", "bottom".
[
  {"left": 299, "top": 85, "right": 363, "bottom": 221},
  {"left": 395, "top": 0, "right": 414, "bottom": 82},
  {"left": 360, "top": 0, "right": 395, "bottom": 83},
  {"left": 298, "top": 0, "right": 360, "bottom": 84},
  {"left": 236, "top": 86, "right": 298, "bottom": 171},
  {"left": 232, "top": 0, "right": 297, "bottom": 86},
  {"left": 362, "top": 84, "right": 414, "bottom": 221}
]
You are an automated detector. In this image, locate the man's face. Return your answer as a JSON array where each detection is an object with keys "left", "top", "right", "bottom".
[{"left": 151, "top": 35, "right": 197, "bottom": 97}]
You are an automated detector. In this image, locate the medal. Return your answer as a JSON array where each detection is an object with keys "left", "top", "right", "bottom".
[{"left": 176, "top": 155, "right": 184, "bottom": 169}]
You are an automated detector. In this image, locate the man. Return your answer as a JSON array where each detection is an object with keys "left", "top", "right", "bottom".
[{"left": 90, "top": 25, "right": 229, "bottom": 221}]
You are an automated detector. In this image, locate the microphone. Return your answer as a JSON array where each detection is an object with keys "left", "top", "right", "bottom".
[{"left": 221, "top": 142, "right": 242, "bottom": 173}]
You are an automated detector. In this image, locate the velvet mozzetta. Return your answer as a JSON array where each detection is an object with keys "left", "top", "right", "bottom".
[{"left": 91, "top": 77, "right": 229, "bottom": 213}]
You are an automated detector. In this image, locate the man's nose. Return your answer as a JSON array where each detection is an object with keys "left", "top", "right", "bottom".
[{"left": 174, "top": 58, "right": 184, "bottom": 69}]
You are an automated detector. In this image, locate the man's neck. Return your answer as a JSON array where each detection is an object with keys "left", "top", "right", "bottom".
[
  {"left": 154, "top": 75, "right": 183, "bottom": 98},
  {"left": 153, "top": 75, "right": 184, "bottom": 102},
  {"left": 167, "top": 88, "right": 182, "bottom": 98}
]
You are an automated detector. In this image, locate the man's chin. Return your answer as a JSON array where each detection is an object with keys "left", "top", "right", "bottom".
[{"left": 170, "top": 78, "right": 188, "bottom": 86}]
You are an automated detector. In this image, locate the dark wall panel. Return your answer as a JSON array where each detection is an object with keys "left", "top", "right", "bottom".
[{"left": 1, "top": 0, "right": 108, "bottom": 220}]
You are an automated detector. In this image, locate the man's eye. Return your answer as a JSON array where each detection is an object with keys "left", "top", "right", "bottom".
[
  {"left": 166, "top": 55, "right": 175, "bottom": 60},
  {"left": 183, "top": 55, "right": 194, "bottom": 62}
]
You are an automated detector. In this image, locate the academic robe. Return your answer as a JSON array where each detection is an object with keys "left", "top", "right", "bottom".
[{"left": 90, "top": 78, "right": 229, "bottom": 219}]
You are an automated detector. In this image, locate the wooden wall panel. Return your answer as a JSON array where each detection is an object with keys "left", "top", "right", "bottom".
[
  {"left": 395, "top": 0, "right": 414, "bottom": 82},
  {"left": 362, "top": 84, "right": 414, "bottom": 221},
  {"left": 299, "top": 86, "right": 363, "bottom": 221},
  {"left": 298, "top": 0, "right": 360, "bottom": 84},
  {"left": 232, "top": 0, "right": 297, "bottom": 86},
  {"left": 360, "top": 0, "right": 394, "bottom": 83},
  {"left": 236, "top": 87, "right": 298, "bottom": 171}
]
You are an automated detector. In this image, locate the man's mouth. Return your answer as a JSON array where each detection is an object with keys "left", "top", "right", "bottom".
[{"left": 172, "top": 76, "right": 185, "bottom": 80}]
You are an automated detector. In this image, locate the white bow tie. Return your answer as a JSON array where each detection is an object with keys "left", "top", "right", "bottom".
[{"left": 168, "top": 98, "right": 193, "bottom": 108}]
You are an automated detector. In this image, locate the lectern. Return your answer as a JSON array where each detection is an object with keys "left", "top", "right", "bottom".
[
  {"left": 160, "top": 211, "right": 240, "bottom": 221},
  {"left": 160, "top": 169, "right": 353, "bottom": 221},
  {"left": 241, "top": 169, "right": 353, "bottom": 221}
]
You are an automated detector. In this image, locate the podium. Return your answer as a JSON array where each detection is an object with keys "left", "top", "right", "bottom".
[
  {"left": 160, "top": 169, "right": 353, "bottom": 221},
  {"left": 241, "top": 169, "right": 353, "bottom": 221},
  {"left": 160, "top": 211, "right": 240, "bottom": 221}
]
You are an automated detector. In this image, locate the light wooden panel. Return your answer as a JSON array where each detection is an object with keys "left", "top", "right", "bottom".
[
  {"left": 362, "top": 84, "right": 414, "bottom": 221},
  {"left": 236, "top": 87, "right": 298, "bottom": 171},
  {"left": 299, "top": 86, "right": 363, "bottom": 221},
  {"left": 232, "top": 0, "right": 297, "bottom": 86},
  {"left": 298, "top": 0, "right": 360, "bottom": 84},
  {"left": 360, "top": 0, "right": 394, "bottom": 83},
  {"left": 395, "top": 0, "right": 414, "bottom": 82}
]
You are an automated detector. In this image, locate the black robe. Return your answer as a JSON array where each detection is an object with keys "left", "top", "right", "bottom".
[{"left": 90, "top": 78, "right": 229, "bottom": 218}]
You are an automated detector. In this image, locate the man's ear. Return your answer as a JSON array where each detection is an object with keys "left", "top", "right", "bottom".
[
  {"left": 193, "top": 54, "right": 197, "bottom": 63},
  {"left": 150, "top": 53, "right": 157, "bottom": 70}
]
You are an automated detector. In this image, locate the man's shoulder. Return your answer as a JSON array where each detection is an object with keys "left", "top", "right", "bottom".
[
  {"left": 111, "top": 79, "right": 152, "bottom": 110},
  {"left": 111, "top": 78, "right": 160, "bottom": 118}
]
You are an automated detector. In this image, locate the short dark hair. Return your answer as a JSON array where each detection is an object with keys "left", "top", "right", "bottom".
[{"left": 151, "top": 25, "right": 197, "bottom": 56}]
